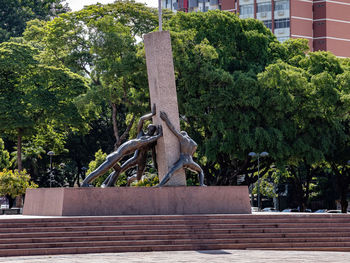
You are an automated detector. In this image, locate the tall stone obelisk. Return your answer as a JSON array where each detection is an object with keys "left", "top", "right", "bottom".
[{"left": 144, "top": 31, "right": 186, "bottom": 186}]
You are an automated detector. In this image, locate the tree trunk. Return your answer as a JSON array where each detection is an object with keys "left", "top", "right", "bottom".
[
  {"left": 339, "top": 171, "right": 349, "bottom": 213},
  {"left": 17, "top": 129, "right": 23, "bottom": 171},
  {"left": 291, "top": 166, "right": 304, "bottom": 211},
  {"left": 340, "top": 188, "right": 349, "bottom": 213},
  {"left": 111, "top": 103, "right": 120, "bottom": 150},
  {"left": 111, "top": 103, "right": 135, "bottom": 151},
  {"left": 6, "top": 195, "right": 14, "bottom": 208},
  {"left": 331, "top": 163, "right": 349, "bottom": 213},
  {"left": 303, "top": 167, "right": 311, "bottom": 212}
]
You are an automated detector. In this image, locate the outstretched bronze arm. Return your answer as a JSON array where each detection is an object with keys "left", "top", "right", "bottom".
[
  {"left": 160, "top": 111, "right": 182, "bottom": 139},
  {"left": 137, "top": 104, "right": 156, "bottom": 134}
]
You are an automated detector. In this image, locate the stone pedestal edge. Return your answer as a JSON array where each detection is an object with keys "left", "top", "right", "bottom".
[{"left": 23, "top": 186, "right": 251, "bottom": 216}]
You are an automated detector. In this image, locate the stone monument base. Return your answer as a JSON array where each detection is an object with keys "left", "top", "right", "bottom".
[{"left": 23, "top": 186, "right": 251, "bottom": 216}]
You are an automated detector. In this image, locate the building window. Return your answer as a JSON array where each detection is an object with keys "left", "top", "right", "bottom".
[
  {"left": 277, "top": 36, "right": 289, "bottom": 42},
  {"left": 274, "top": 0, "right": 289, "bottom": 11},
  {"left": 239, "top": 4, "right": 254, "bottom": 15},
  {"left": 263, "top": 20, "right": 272, "bottom": 30},
  {"left": 257, "top": 2, "right": 271, "bottom": 13},
  {"left": 274, "top": 18, "right": 290, "bottom": 28},
  {"left": 163, "top": 0, "right": 175, "bottom": 10}
]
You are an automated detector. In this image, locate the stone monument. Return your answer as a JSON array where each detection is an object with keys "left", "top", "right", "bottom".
[
  {"left": 144, "top": 31, "right": 186, "bottom": 186},
  {"left": 22, "top": 31, "right": 251, "bottom": 216}
]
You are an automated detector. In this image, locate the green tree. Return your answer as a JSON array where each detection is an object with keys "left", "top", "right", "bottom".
[
  {"left": 20, "top": 1, "right": 173, "bottom": 185},
  {"left": 0, "top": 138, "right": 10, "bottom": 170},
  {"left": 0, "top": 0, "right": 69, "bottom": 42},
  {"left": 166, "top": 11, "right": 350, "bottom": 213},
  {"left": 257, "top": 51, "right": 350, "bottom": 210},
  {"left": 23, "top": 1, "right": 163, "bottom": 150},
  {"left": 325, "top": 59, "right": 350, "bottom": 213},
  {"left": 0, "top": 42, "right": 88, "bottom": 171},
  {"left": 0, "top": 169, "right": 38, "bottom": 200},
  {"left": 165, "top": 10, "right": 285, "bottom": 185}
]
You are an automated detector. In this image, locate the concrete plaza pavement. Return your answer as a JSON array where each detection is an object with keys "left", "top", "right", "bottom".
[{"left": 1, "top": 250, "right": 350, "bottom": 263}]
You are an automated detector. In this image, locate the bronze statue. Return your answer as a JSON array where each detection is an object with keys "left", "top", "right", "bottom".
[
  {"left": 156, "top": 111, "right": 205, "bottom": 187},
  {"left": 81, "top": 110, "right": 162, "bottom": 187},
  {"left": 101, "top": 105, "right": 158, "bottom": 187}
]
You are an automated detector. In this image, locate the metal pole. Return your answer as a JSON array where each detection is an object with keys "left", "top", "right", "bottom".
[
  {"left": 257, "top": 155, "right": 260, "bottom": 211},
  {"left": 158, "top": 0, "right": 162, "bottom": 31},
  {"left": 49, "top": 156, "right": 53, "bottom": 188}
]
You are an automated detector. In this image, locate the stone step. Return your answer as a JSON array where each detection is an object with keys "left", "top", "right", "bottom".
[
  {"left": 1, "top": 235, "right": 350, "bottom": 247},
  {"left": 0, "top": 244, "right": 241, "bottom": 257},
  {"left": 1, "top": 241, "right": 350, "bottom": 257},
  {"left": 1, "top": 226, "right": 350, "bottom": 238},
  {"left": 2, "top": 222, "right": 350, "bottom": 234},
  {"left": 0, "top": 224, "right": 279, "bottom": 233},
  {"left": 1, "top": 231, "right": 350, "bottom": 244},
  {"left": 1, "top": 214, "right": 349, "bottom": 224},
  {"left": 2, "top": 217, "right": 350, "bottom": 228},
  {"left": 0, "top": 214, "right": 349, "bottom": 256},
  {"left": 1, "top": 228, "right": 350, "bottom": 240}
]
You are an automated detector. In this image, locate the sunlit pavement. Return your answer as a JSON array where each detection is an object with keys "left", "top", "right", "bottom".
[{"left": 1, "top": 250, "right": 350, "bottom": 263}]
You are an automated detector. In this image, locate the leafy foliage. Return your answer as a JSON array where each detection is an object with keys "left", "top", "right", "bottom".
[
  {"left": 0, "top": 41, "right": 89, "bottom": 170},
  {"left": 166, "top": 11, "right": 283, "bottom": 185},
  {"left": 0, "top": 138, "right": 10, "bottom": 170},
  {"left": 0, "top": 0, "right": 69, "bottom": 42},
  {"left": 0, "top": 169, "right": 38, "bottom": 198},
  {"left": 166, "top": 11, "right": 350, "bottom": 213},
  {"left": 23, "top": 1, "right": 162, "bottom": 150},
  {"left": 134, "top": 174, "right": 159, "bottom": 187}
]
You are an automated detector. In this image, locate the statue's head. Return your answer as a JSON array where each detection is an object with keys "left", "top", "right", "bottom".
[
  {"left": 147, "top": 124, "right": 157, "bottom": 135},
  {"left": 180, "top": 131, "right": 188, "bottom": 137}
]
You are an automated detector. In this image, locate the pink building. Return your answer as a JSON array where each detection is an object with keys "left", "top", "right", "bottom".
[
  {"left": 221, "top": 0, "right": 350, "bottom": 57},
  {"left": 163, "top": 1, "right": 350, "bottom": 57}
]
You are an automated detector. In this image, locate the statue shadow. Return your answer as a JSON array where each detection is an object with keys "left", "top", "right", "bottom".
[{"left": 196, "top": 250, "right": 232, "bottom": 255}]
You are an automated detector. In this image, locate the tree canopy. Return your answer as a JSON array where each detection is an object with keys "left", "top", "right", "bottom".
[
  {"left": 23, "top": 1, "right": 162, "bottom": 149},
  {"left": 0, "top": 138, "right": 10, "bottom": 170},
  {"left": 165, "top": 11, "right": 284, "bottom": 184},
  {"left": 166, "top": 11, "right": 350, "bottom": 200},
  {"left": 0, "top": 42, "right": 88, "bottom": 171},
  {"left": 0, "top": 0, "right": 69, "bottom": 43}
]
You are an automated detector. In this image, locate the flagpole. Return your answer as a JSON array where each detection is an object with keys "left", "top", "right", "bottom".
[{"left": 158, "top": 0, "right": 162, "bottom": 31}]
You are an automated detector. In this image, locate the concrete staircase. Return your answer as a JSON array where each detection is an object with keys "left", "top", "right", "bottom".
[{"left": 0, "top": 214, "right": 350, "bottom": 256}]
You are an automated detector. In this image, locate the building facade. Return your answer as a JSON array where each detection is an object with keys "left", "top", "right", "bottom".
[
  {"left": 163, "top": 0, "right": 350, "bottom": 57},
  {"left": 162, "top": 0, "right": 220, "bottom": 12}
]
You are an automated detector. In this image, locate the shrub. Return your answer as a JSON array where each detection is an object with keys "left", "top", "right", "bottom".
[
  {"left": 134, "top": 173, "right": 159, "bottom": 187},
  {"left": 0, "top": 138, "right": 10, "bottom": 170},
  {"left": 0, "top": 169, "right": 38, "bottom": 198}
]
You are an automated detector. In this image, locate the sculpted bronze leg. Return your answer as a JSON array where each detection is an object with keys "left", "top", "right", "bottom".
[
  {"left": 101, "top": 171, "right": 116, "bottom": 188},
  {"left": 81, "top": 152, "right": 123, "bottom": 187},
  {"left": 103, "top": 155, "right": 139, "bottom": 187},
  {"left": 127, "top": 175, "right": 137, "bottom": 186},
  {"left": 126, "top": 152, "right": 147, "bottom": 186},
  {"left": 184, "top": 161, "right": 206, "bottom": 186},
  {"left": 101, "top": 164, "right": 121, "bottom": 188},
  {"left": 81, "top": 125, "right": 162, "bottom": 187},
  {"left": 136, "top": 153, "right": 147, "bottom": 181},
  {"left": 156, "top": 159, "right": 185, "bottom": 187}
]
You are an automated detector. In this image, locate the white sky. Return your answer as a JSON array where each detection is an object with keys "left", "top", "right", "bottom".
[{"left": 64, "top": 0, "right": 158, "bottom": 11}]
